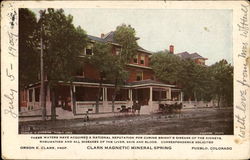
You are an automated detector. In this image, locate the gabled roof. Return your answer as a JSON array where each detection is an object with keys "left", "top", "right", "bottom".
[
  {"left": 176, "top": 52, "right": 190, "bottom": 59},
  {"left": 137, "top": 46, "right": 153, "bottom": 54},
  {"left": 176, "top": 51, "right": 207, "bottom": 60},
  {"left": 87, "top": 31, "right": 152, "bottom": 55},
  {"left": 87, "top": 31, "right": 117, "bottom": 43},
  {"left": 190, "top": 52, "right": 207, "bottom": 60},
  {"left": 87, "top": 35, "right": 105, "bottom": 43},
  {"left": 102, "top": 31, "right": 115, "bottom": 42}
]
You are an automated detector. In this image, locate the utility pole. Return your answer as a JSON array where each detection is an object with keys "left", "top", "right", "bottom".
[{"left": 40, "top": 10, "right": 46, "bottom": 121}]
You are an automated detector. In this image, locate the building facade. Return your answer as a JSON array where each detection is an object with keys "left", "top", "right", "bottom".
[{"left": 19, "top": 32, "right": 183, "bottom": 119}]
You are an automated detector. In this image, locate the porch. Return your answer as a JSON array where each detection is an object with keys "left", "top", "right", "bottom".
[
  {"left": 71, "top": 81, "right": 183, "bottom": 115},
  {"left": 20, "top": 80, "right": 183, "bottom": 119}
]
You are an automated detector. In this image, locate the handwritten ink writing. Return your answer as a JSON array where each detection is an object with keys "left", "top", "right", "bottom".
[
  {"left": 8, "top": 31, "right": 18, "bottom": 57},
  {"left": 237, "top": 4, "right": 249, "bottom": 38},
  {"left": 6, "top": 64, "right": 15, "bottom": 81},
  {"left": 235, "top": 114, "right": 246, "bottom": 138},
  {"left": 236, "top": 90, "right": 247, "bottom": 113},
  {"left": 7, "top": 3, "right": 17, "bottom": 29},
  {"left": 238, "top": 42, "right": 248, "bottom": 58},
  {"left": 4, "top": 4, "right": 18, "bottom": 120},
  {"left": 237, "top": 63, "right": 249, "bottom": 87},
  {"left": 4, "top": 89, "right": 18, "bottom": 118},
  {"left": 235, "top": 3, "right": 249, "bottom": 140}
]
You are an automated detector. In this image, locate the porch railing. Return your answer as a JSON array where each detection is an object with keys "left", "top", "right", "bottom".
[{"left": 75, "top": 101, "right": 130, "bottom": 114}]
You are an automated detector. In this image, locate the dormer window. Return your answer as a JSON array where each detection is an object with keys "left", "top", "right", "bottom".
[
  {"left": 86, "top": 48, "right": 92, "bottom": 55},
  {"left": 133, "top": 55, "right": 138, "bottom": 64},
  {"left": 85, "top": 43, "right": 93, "bottom": 55},
  {"left": 115, "top": 48, "right": 121, "bottom": 55},
  {"left": 140, "top": 55, "right": 145, "bottom": 65}
]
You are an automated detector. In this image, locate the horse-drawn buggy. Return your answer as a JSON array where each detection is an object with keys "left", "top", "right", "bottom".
[{"left": 158, "top": 102, "right": 183, "bottom": 114}]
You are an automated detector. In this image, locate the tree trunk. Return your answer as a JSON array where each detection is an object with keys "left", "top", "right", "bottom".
[
  {"left": 111, "top": 95, "right": 116, "bottom": 113},
  {"left": 217, "top": 95, "right": 221, "bottom": 109},
  {"left": 159, "top": 90, "right": 162, "bottom": 103},
  {"left": 96, "top": 78, "right": 103, "bottom": 113},
  {"left": 194, "top": 91, "right": 197, "bottom": 102},
  {"left": 51, "top": 85, "right": 56, "bottom": 121},
  {"left": 111, "top": 79, "right": 118, "bottom": 113}
]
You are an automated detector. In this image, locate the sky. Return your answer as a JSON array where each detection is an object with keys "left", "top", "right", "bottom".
[{"left": 31, "top": 8, "right": 233, "bottom": 65}]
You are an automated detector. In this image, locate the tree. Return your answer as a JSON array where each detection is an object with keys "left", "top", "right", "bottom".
[
  {"left": 114, "top": 24, "right": 138, "bottom": 63},
  {"left": 105, "top": 57, "right": 128, "bottom": 112},
  {"left": 103, "top": 24, "right": 138, "bottom": 112},
  {"left": 19, "top": 8, "right": 39, "bottom": 89},
  {"left": 104, "top": 24, "right": 139, "bottom": 111},
  {"left": 150, "top": 51, "right": 182, "bottom": 84},
  {"left": 151, "top": 48, "right": 233, "bottom": 107},
  {"left": 86, "top": 42, "right": 114, "bottom": 113},
  {"left": 210, "top": 60, "right": 233, "bottom": 108},
  {"left": 151, "top": 50, "right": 213, "bottom": 102},
  {"left": 180, "top": 59, "right": 206, "bottom": 101},
  {"left": 38, "top": 8, "right": 88, "bottom": 120}
]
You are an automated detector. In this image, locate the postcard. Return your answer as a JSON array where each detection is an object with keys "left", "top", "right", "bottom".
[{"left": 1, "top": 1, "right": 249, "bottom": 159}]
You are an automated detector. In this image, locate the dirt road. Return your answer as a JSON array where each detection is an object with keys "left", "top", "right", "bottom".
[{"left": 19, "top": 108, "right": 233, "bottom": 135}]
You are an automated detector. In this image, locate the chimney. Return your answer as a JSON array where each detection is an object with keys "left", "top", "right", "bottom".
[
  {"left": 169, "top": 45, "right": 174, "bottom": 54},
  {"left": 101, "top": 33, "right": 105, "bottom": 38}
]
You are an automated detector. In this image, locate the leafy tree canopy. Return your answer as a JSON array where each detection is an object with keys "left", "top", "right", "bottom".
[
  {"left": 39, "top": 8, "right": 88, "bottom": 83},
  {"left": 87, "top": 42, "right": 114, "bottom": 78},
  {"left": 210, "top": 59, "right": 233, "bottom": 106},
  {"left": 19, "top": 8, "right": 39, "bottom": 89},
  {"left": 151, "top": 50, "right": 233, "bottom": 105},
  {"left": 114, "top": 24, "right": 138, "bottom": 63},
  {"left": 150, "top": 51, "right": 182, "bottom": 84}
]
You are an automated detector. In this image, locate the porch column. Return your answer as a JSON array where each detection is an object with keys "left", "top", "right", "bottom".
[
  {"left": 128, "top": 89, "right": 132, "bottom": 101},
  {"left": 149, "top": 87, "right": 153, "bottom": 105},
  {"left": 180, "top": 91, "right": 183, "bottom": 102},
  {"left": 102, "top": 87, "right": 105, "bottom": 101},
  {"left": 32, "top": 88, "right": 35, "bottom": 104},
  {"left": 148, "top": 87, "right": 153, "bottom": 113},
  {"left": 128, "top": 89, "right": 133, "bottom": 107},
  {"left": 168, "top": 87, "right": 172, "bottom": 101},
  {"left": 103, "top": 87, "right": 107, "bottom": 101},
  {"left": 149, "top": 87, "right": 153, "bottom": 102},
  {"left": 103, "top": 87, "right": 108, "bottom": 109}
]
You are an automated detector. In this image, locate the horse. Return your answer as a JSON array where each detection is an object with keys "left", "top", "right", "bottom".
[{"left": 132, "top": 102, "right": 141, "bottom": 115}]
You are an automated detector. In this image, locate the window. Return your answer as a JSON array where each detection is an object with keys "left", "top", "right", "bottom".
[
  {"left": 75, "top": 87, "right": 102, "bottom": 101},
  {"left": 136, "top": 72, "right": 143, "bottom": 81},
  {"left": 107, "top": 88, "right": 128, "bottom": 101},
  {"left": 35, "top": 87, "right": 40, "bottom": 102},
  {"left": 115, "top": 48, "right": 121, "bottom": 55},
  {"left": 85, "top": 44, "right": 93, "bottom": 55},
  {"left": 133, "top": 55, "right": 138, "bottom": 63},
  {"left": 86, "top": 48, "right": 92, "bottom": 55},
  {"left": 76, "top": 66, "right": 84, "bottom": 77},
  {"left": 29, "top": 89, "right": 33, "bottom": 102},
  {"left": 140, "top": 55, "right": 145, "bottom": 64}
]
